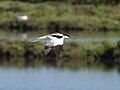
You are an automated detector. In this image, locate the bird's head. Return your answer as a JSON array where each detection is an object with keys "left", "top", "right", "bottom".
[{"left": 63, "top": 34, "right": 70, "bottom": 39}]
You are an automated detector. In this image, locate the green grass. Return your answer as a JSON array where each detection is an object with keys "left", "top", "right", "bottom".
[
  {"left": 0, "top": 40, "right": 120, "bottom": 69},
  {"left": 0, "top": 1, "right": 119, "bottom": 31},
  {"left": 0, "top": 40, "right": 117, "bottom": 59}
]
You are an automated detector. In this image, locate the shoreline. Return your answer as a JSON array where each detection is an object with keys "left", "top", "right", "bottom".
[{"left": 0, "top": 40, "right": 120, "bottom": 66}]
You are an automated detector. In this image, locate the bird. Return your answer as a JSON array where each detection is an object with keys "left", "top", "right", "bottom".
[
  {"left": 16, "top": 15, "right": 28, "bottom": 22},
  {"left": 29, "top": 33, "right": 70, "bottom": 57}
]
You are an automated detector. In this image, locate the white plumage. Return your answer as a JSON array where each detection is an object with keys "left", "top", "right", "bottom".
[{"left": 30, "top": 33, "right": 69, "bottom": 47}]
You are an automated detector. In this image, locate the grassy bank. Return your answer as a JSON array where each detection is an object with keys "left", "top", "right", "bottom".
[
  {"left": 0, "top": 40, "right": 120, "bottom": 67},
  {"left": 0, "top": 1, "right": 119, "bottom": 33}
]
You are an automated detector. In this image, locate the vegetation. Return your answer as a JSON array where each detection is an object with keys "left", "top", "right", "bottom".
[
  {"left": 3, "top": 0, "right": 120, "bottom": 5},
  {"left": 0, "top": 40, "right": 120, "bottom": 70},
  {"left": 0, "top": 1, "right": 119, "bottom": 33},
  {"left": 0, "top": 40, "right": 120, "bottom": 67}
]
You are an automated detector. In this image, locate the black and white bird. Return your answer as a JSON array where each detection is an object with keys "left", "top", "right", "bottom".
[{"left": 29, "top": 33, "right": 70, "bottom": 57}]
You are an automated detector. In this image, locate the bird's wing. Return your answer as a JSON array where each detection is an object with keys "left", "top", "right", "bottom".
[
  {"left": 29, "top": 39, "right": 39, "bottom": 43},
  {"left": 29, "top": 35, "right": 51, "bottom": 43}
]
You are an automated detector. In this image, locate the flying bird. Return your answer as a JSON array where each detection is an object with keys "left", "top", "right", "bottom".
[{"left": 29, "top": 33, "right": 70, "bottom": 57}]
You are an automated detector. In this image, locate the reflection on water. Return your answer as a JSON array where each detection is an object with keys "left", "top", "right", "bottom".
[
  {"left": 0, "top": 58, "right": 120, "bottom": 90},
  {"left": 0, "top": 58, "right": 120, "bottom": 72}
]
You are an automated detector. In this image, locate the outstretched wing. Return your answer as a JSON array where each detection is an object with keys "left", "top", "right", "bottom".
[{"left": 28, "top": 35, "right": 50, "bottom": 43}]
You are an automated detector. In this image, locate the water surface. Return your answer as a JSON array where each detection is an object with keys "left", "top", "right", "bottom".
[
  {"left": 0, "top": 33, "right": 120, "bottom": 42},
  {"left": 0, "top": 67, "right": 120, "bottom": 90}
]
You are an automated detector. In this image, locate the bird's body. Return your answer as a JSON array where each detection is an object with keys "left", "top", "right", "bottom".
[
  {"left": 43, "top": 33, "right": 65, "bottom": 46},
  {"left": 29, "top": 33, "right": 69, "bottom": 57}
]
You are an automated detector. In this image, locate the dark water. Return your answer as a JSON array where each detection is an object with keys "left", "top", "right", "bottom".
[{"left": 0, "top": 65, "right": 120, "bottom": 90}]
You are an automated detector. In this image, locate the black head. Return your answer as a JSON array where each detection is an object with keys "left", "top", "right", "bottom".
[{"left": 63, "top": 34, "right": 70, "bottom": 38}]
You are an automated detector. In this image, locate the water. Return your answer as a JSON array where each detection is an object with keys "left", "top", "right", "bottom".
[
  {"left": 0, "top": 66, "right": 120, "bottom": 90},
  {"left": 0, "top": 33, "right": 120, "bottom": 42}
]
